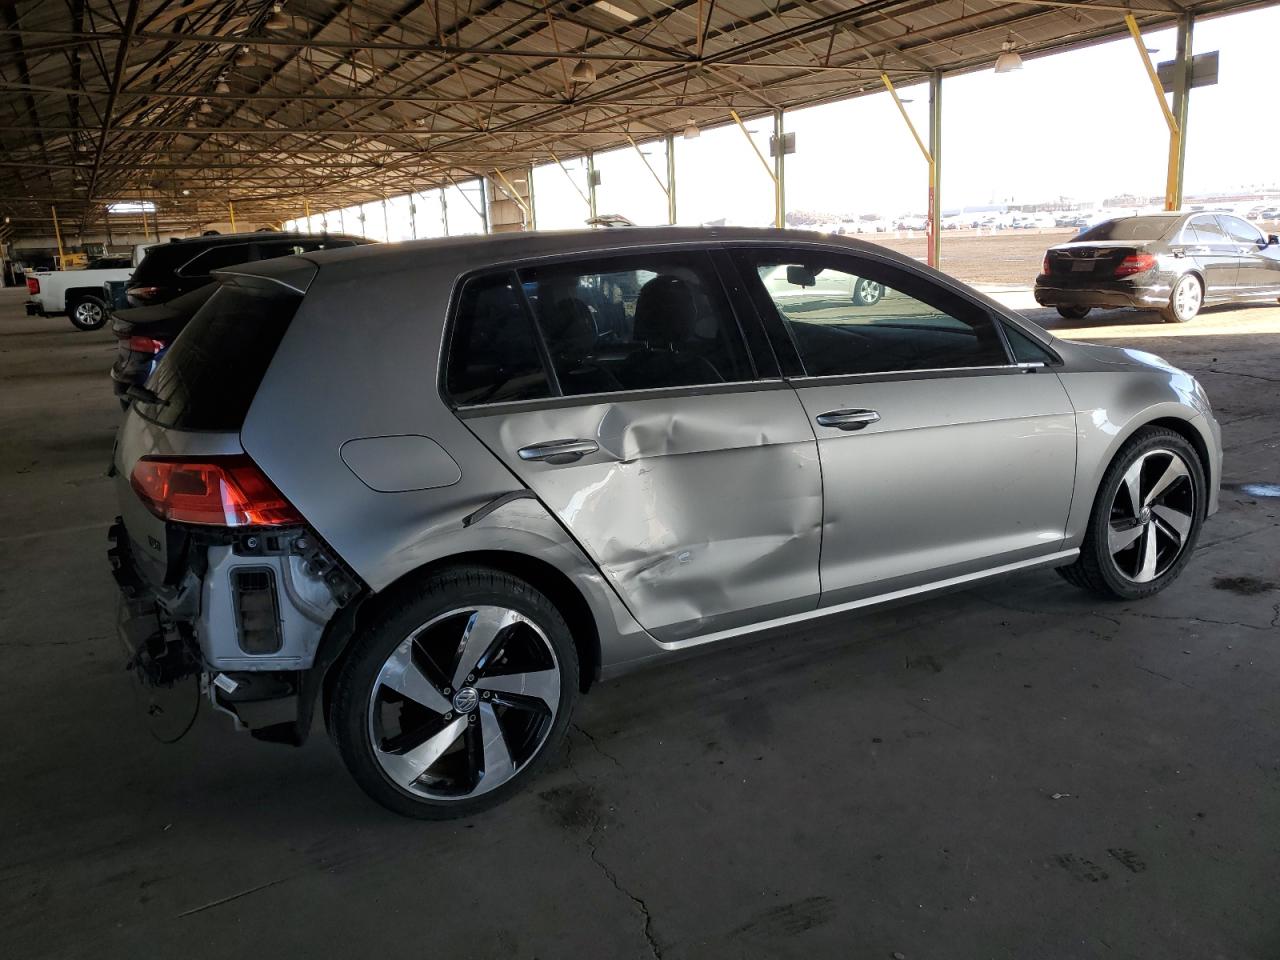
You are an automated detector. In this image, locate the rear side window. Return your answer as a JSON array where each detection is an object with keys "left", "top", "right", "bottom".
[
  {"left": 136, "top": 286, "right": 300, "bottom": 430},
  {"left": 176, "top": 243, "right": 253, "bottom": 278},
  {"left": 445, "top": 274, "right": 552, "bottom": 405},
  {"left": 1184, "top": 217, "right": 1227, "bottom": 244}
]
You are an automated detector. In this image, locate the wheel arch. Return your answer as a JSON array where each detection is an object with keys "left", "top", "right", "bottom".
[
  {"left": 315, "top": 549, "right": 602, "bottom": 740},
  {"left": 65, "top": 285, "right": 108, "bottom": 303}
]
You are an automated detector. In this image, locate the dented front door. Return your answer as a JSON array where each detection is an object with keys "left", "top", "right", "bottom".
[{"left": 460, "top": 382, "right": 822, "bottom": 643}]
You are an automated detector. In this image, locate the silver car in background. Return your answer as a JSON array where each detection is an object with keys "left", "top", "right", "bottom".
[{"left": 108, "top": 228, "right": 1221, "bottom": 818}]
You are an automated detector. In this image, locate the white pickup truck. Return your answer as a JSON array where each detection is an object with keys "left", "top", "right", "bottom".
[{"left": 25, "top": 246, "right": 150, "bottom": 330}]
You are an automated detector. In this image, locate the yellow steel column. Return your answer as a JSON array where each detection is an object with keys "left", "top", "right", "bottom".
[
  {"left": 1125, "top": 14, "right": 1180, "bottom": 210},
  {"left": 50, "top": 205, "right": 65, "bottom": 264},
  {"left": 881, "top": 73, "right": 937, "bottom": 267},
  {"left": 228, "top": 201, "right": 237, "bottom": 231}
]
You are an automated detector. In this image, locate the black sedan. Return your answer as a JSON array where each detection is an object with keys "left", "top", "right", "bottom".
[{"left": 1035, "top": 211, "right": 1280, "bottom": 322}]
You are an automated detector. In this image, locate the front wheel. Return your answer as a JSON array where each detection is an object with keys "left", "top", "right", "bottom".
[
  {"left": 852, "top": 278, "right": 884, "bottom": 306},
  {"left": 331, "top": 566, "right": 579, "bottom": 819},
  {"left": 1056, "top": 304, "right": 1091, "bottom": 320},
  {"left": 1161, "top": 274, "right": 1202, "bottom": 323},
  {"left": 68, "top": 295, "right": 109, "bottom": 331},
  {"left": 1057, "top": 426, "right": 1204, "bottom": 600}
]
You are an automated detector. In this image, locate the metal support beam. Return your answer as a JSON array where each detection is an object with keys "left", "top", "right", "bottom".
[
  {"left": 881, "top": 73, "right": 936, "bottom": 267},
  {"left": 773, "top": 109, "right": 786, "bottom": 230},
  {"left": 586, "top": 151, "right": 598, "bottom": 220},
  {"left": 1169, "top": 14, "right": 1194, "bottom": 211},
  {"left": 50, "top": 205, "right": 65, "bottom": 262},
  {"left": 665, "top": 134, "right": 677, "bottom": 225},
  {"left": 730, "top": 109, "right": 782, "bottom": 228},
  {"left": 927, "top": 72, "right": 942, "bottom": 270},
  {"left": 1124, "top": 14, "right": 1180, "bottom": 211}
]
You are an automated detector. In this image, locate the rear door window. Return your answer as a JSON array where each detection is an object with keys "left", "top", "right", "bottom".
[
  {"left": 518, "top": 252, "right": 754, "bottom": 395},
  {"left": 134, "top": 286, "right": 301, "bottom": 431},
  {"left": 1184, "top": 217, "right": 1228, "bottom": 244}
]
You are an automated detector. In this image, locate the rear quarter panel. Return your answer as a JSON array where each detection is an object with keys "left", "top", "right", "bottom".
[{"left": 238, "top": 254, "right": 653, "bottom": 669}]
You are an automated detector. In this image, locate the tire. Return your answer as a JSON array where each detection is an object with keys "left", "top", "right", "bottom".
[
  {"left": 1057, "top": 426, "right": 1205, "bottom": 601},
  {"left": 331, "top": 565, "right": 579, "bottom": 819},
  {"left": 1161, "top": 274, "right": 1203, "bottom": 323},
  {"left": 852, "top": 278, "right": 884, "bottom": 306},
  {"left": 68, "top": 295, "right": 108, "bottom": 331},
  {"left": 1056, "top": 304, "right": 1091, "bottom": 320}
]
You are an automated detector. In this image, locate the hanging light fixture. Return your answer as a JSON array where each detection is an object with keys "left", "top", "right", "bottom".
[
  {"left": 994, "top": 37, "right": 1024, "bottom": 73},
  {"left": 199, "top": 98, "right": 212, "bottom": 114},
  {"left": 214, "top": 77, "right": 231, "bottom": 94},
  {"left": 570, "top": 59, "right": 596, "bottom": 84},
  {"left": 266, "top": 3, "right": 289, "bottom": 30},
  {"left": 235, "top": 45, "right": 254, "bottom": 67},
  {"left": 682, "top": 117, "right": 700, "bottom": 140},
  {"left": 186, "top": 116, "right": 197, "bottom": 128}
]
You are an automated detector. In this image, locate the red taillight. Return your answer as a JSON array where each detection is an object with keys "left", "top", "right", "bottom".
[
  {"left": 127, "top": 285, "right": 161, "bottom": 301},
  {"left": 26, "top": 277, "right": 40, "bottom": 295},
  {"left": 1041, "top": 254, "right": 1051, "bottom": 276},
  {"left": 129, "top": 456, "right": 302, "bottom": 527},
  {"left": 127, "top": 335, "right": 167, "bottom": 354},
  {"left": 1114, "top": 253, "right": 1157, "bottom": 278}
]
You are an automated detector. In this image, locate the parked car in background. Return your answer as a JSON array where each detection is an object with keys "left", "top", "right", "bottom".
[
  {"left": 109, "top": 227, "right": 1220, "bottom": 818},
  {"left": 123, "top": 230, "right": 368, "bottom": 308},
  {"left": 25, "top": 254, "right": 143, "bottom": 330},
  {"left": 1035, "top": 211, "right": 1280, "bottom": 322},
  {"left": 109, "top": 283, "right": 218, "bottom": 407}
]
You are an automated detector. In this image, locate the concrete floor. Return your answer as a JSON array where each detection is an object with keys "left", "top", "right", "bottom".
[{"left": 2, "top": 285, "right": 1278, "bottom": 960}]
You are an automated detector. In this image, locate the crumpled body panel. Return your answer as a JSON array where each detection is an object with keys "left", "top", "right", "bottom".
[{"left": 463, "top": 383, "right": 823, "bottom": 643}]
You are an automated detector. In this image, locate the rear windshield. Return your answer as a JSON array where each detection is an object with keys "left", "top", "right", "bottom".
[
  {"left": 1075, "top": 217, "right": 1175, "bottom": 242},
  {"left": 134, "top": 286, "right": 300, "bottom": 431}
]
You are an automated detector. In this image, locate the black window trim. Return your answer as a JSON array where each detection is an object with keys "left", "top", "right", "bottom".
[
  {"left": 440, "top": 246, "right": 773, "bottom": 410},
  {"left": 725, "top": 243, "right": 1030, "bottom": 381}
]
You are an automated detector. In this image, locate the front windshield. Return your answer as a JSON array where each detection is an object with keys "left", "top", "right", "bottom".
[{"left": 1075, "top": 217, "right": 1175, "bottom": 242}]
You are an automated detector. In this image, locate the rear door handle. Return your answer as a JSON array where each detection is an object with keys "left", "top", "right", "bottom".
[
  {"left": 814, "top": 409, "right": 880, "bottom": 431},
  {"left": 517, "top": 438, "right": 599, "bottom": 463}
]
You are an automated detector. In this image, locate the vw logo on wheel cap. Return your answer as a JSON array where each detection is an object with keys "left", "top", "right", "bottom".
[{"left": 452, "top": 687, "right": 480, "bottom": 713}]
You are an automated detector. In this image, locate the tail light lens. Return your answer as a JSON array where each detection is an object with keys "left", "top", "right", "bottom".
[
  {"left": 1114, "top": 253, "right": 1157, "bottom": 278},
  {"left": 128, "top": 335, "right": 167, "bottom": 354},
  {"left": 127, "top": 285, "right": 161, "bottom": 302},
  {"left": 130, "top": 455, "right": 302, "bottom": 527},
  {"left": 26, "top": 277, "right": 40, "bottom": 295},
  {"left": 1041, "top": 254, "right": 1051, "bottom": 276}
]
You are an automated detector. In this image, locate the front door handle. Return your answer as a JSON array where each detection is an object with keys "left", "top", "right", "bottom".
[
  {"left": 517, "top": 438, "right": 599, "bottom": 464},
  {"left": 815, "top": 409, "right": 881, "bottom": 431}
]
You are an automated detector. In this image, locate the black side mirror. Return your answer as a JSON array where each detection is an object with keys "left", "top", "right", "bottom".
[
  {"left": 1268, "top": 234, "right": 1280, "bottom": 247},
  {"left": 786, "top": 264, "right": 817, "bottom": 287}
]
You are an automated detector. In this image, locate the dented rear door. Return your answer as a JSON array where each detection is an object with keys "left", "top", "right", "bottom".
[{"left": 461, "top": 383, "right": 822, "bottom": 643}]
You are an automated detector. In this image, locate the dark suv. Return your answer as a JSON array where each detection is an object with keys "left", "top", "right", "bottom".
[{"left": 110, "top": 231, "right": 368, "bottom": 404}]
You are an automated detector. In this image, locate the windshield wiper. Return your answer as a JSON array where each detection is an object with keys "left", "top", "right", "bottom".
[{"left": 126, "top": 384, "right": 169, "bottom": 407}]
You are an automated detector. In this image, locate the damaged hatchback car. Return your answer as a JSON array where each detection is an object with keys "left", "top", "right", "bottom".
[{"left": 109, "top": 228, "right": 1222, "bottom": 818}]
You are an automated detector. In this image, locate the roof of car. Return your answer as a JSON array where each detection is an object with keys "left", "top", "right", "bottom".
[
  {"left": 160, "top": 230, "right": 366, "bottom": 248},
  {"left": 218, "top": 226, "right": 923, "bottom": 291}
]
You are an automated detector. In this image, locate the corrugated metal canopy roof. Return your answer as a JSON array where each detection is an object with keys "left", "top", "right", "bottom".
[{"left": 0, "top": 0, "right": 1269, "bottom": 235}]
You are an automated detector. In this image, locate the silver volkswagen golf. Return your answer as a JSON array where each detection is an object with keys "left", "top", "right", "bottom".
[{"left": 109, "top": 228, "right": 1221, "bottom": 818}]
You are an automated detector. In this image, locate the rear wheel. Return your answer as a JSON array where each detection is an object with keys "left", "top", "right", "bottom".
[
  {"left": 1055, "top": 304, "right": 1091, "bottom": 320},
  {"left": 331, "top": 565, "right": 579, "bottom": 819},
  {"left": 1161, "top": 274, "right": 1202, "bottom": 323},
  {"left": 1057, "top": 426, "right": 1204, "bottom": 600},
  {"left": 68, "top": 295, "right": 108, "bottom": 331},
  {"left": 852, "top": 278, "right": 884, "bottom": 306}
]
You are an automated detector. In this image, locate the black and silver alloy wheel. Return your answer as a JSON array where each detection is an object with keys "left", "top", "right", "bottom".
[
  {"left": 367, "top": 606, "right": 560, "bottom": 800},
  {"left": 333, "top": 566, "right": 578, "bottom": 818},
  {"left": 1106, "top": 448, "right": 1195, "bottom": 583},
  {"left": 1058, "top": 426, "right": 1204, "bottom": 600}
]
